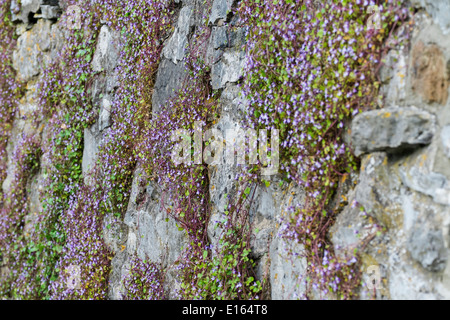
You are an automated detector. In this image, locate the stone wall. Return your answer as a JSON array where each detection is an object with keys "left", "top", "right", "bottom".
[{"left": 2, "top": 0, "right": 450, "bottom": 299}]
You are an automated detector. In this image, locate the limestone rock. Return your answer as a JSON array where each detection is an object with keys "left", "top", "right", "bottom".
[
  {"left": 91, "top": 25, "right": 120, "bottom": 73},
  {"left": 151, "top": 58, "right": 188, "bottom": 113},
  {"left": 212, "top": 26, "right": 228, "bottom": 50},
  {"left": 228, "top": 26, "right": 246, "bottom": 48},
  {"left": 99, "top": 96, "right": 112, "bottom": 131},
  {"left": 124, "top": 168, "right": 187, "bottom": 267},
  {"left": 441, "top": 125, "right": 450, "bottom": 159},
  {"left": 411, "top": 0, "right": 450, "bottom": 34},
  {"left": 379, "top": 48, "right": 407, "bottom": 106},
  {"left": 103, "top": 213, "right": 128, "bottom": 254},
  {"left": 40, "top": 5, "right": 62, "bottom": 20},
  {"left": 108, "top": 250, "right": 129, "bottom": 300},
  {"left": 11, "top": 0, "right": 42, "bottom": 24},
  {"left": 351, "top": 107, "right": 436, "bottom": 156},
  {"left": 407, "top": 225, "right": 448, "bottom": 272},
  {"left": 209, "top": 0, "right": 233, "bottom": 25},
  {"left": 135, "top": 202, "right": 186, "bottom": 266},
  {"left": 400, "top": 166, "right": 447, "bottom": 200},
  {"left": 162, "top": 6, "right": 193, "bottom": 64},
  {"left": 12, "top": 19, "right": 53, "bottom": 82},
  {"left": 211, "top": 49, "right": 246, "bottom": 89},
  {"left": 82, "top": 124, "right": 101, "bottom": 181},
  {"left": 269, "top": 236, "right": 307, "bottom": 300}
]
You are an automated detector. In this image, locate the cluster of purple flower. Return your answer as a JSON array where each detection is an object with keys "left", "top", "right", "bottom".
[
  {"left": 240, "top": 0, "right": 406, "bottom": 298},
  {"left": 0, "top": 0, "right": 25, "bottom": 209},
  {"left": 48, "top": 0, "right": 176, "bottom": 299},
  {"left": 0, "top": 132, "right": 41, "bottom": 297},
  {"left": 0, "top": 0, "right": 408, "bottom": 300},
  {"left": 123, "top": 256, "right": 165, "bottom": 300}
]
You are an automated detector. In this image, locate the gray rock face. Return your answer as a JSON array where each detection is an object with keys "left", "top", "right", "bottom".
[
  {"left": 211, "top": 50, "right": 246, "bottom": 89},
  {"left": 441, "top": 126, "right": 450, "bottom": 158},
  {"left": 12, "top": 19, "right": 53, "bottom": 82},
  {"left": 379, "top": 49, "right": 407, "bottom": 107},
  {"left": 411, "top": 0, "right": 450, "bottom": 34},
  {"left": 91, "top": 25, "right": 120, "bottom": 73},
  {"left": 24, "top": 171, "right": 44, "bottom": 239},
  {"left": 11, "top": 0, "right": 42, "bottom": 24},
  {"left": 108, "top": 250, "right": 129, "bottom": 300},
  {"left": 107, "top": 165, "right": 188, "bottom": 299},
  {"left": 99, "top": 96, "right": 112, "bottom": 131},
  {"left": 267, "top": 181, "right": 308, "bottom": 299},
  {"left": 408, "top": 226, "right": 448, "bottom": 272},
  {"left": 137, "top": 212, "right": 185, "bottom": 265},
  {"left": 11, "top": 0, "right": 61, "bottom": 23},
  {"left": 130, "top": 173, "right": 186, "bottom": 261},
  {"left": 162, "top": 6, "right": 193, "bottom": 64},
  {"left": 212, "top": 26, "right": 228, "bottom": 49},
  {"left": 400, "top": 166, "right": 448, "bottom": 201},
  {"left": 331, "top": 197, "right": 377, "bottom": 257},
  {"left": 209, "top": 0, "right": 233, "bottom": 25},
  {"left": 434, "top": 188, "right": 450, "bottom": 206},
  {"left": 132, "top": 186, "right": 187, "bottom": 266},
  {"left": 82, "top": 124, "right": 101, "bottom": 180},
  {"left": 351, "top": 107, "right": 436, "bottom": 156},
  {"left": 151, "top": 58, "right": 188, "bottom": 113},
  {"left": 228, "top": 26, "right": 246, "bottom": 48},
  {"left": 40, "top": 5, "right": 62, "bottom": 20},
  {"left": 269, "top": 236, "right": 307, "bottom": 300}
]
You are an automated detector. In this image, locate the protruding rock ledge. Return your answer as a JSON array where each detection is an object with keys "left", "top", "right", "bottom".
[{"left": 351, "top": 107, "right": 436, "bottom": 156}]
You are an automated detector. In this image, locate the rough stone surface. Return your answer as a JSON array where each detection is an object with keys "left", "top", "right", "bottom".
[
  {"left": 162, "top": 6, "right": 193, "bottom": 64},
  {"left": 107, "top": 165, "right": 188, "bottom": 299},
  {"left": 400, "top": 166, "right": 447, "bottom": 200},
  {"left": 81, "top": 124, "right": 101, "bottom": 179},
  {"left": 212, "top": 26, "right": 228, "bottom": 49},
  {"left": 269, "top": 236, "right": 307, "bottom": 300},
  {"left": 412, "top": 0, "right": 450, "bottom": 34},
  {"left": 103, "top": 213, "right": 128, "bottom": 254},
  {"left": 379, "top": 47, "right": 407, "bottom": 107},
  {"left": 209, "top": 0, "right": 233, "bottom": 25},
  {"left": 91, "top": 25, "right": 120, "bottom": 73},
  {"left": 441, "top": 126, "right": 450, "bottom": 158},
  {"left": 40, "top": 5, "right": 62, "bottom": 19},
  {"left": 99, "top": 96, "right": 112, "bottom": 131},
  {"left": 211, "top": 49, "right": 246, "bottom": 89},
  {"left": 12, "top": 19, "right": 53, "bottom": 82},
  {"left": 351, "top": 107, "right": 436, "bottom": 156},
  {"left": 151, "top": 58, "right": 188, "bottom": 113},
  {"left": 407, "top": 225, "right": 447, "bottom": 272},
  {"left": 11, "top": 0, "right": 43, "bottom": 24}
]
